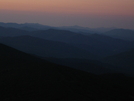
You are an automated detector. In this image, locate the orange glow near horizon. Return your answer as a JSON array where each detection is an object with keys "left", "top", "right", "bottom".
[
  {"left": 0, "top": 0, "right": 134, "bottom": 16},
  {"left": 0, "top": 0, "right": 134, "bottom": 29}
]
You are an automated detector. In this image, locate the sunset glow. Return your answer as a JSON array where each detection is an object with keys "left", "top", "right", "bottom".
[{"left": 0, "top": 0, "right": 134, "bottom": 28}]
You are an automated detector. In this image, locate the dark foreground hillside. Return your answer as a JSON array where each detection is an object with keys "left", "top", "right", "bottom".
[{"left": 0, "top": 43, "right": 134, "bottom": 101}]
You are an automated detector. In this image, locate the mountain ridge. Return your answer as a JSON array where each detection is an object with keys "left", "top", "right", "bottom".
[
  {"left": 0, "top": 35, "right": 98, "bottom": 59},
  {"left": 0, "top": 43, "right": 134, "bottom": 100},
  {"left": 103, "top": 29, "right": 134, "bottom": 41}
]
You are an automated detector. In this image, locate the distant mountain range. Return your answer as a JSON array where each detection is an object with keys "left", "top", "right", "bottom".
[
  {"left": 0, "top": 24, "right": 134, "bottom": 76},
  {"left": 31, "top": 29, "right": 134, "bottom": 57},
  {"left": 1, "top": 22, "right": 134, "bottom": 40},
  {"left": 0, "top": 26, "right": 29, "bottom": 37},
  {"left": 0, "top": 22, "right": 120, "bottom": 33},
  {"left": 0, "top": 22, "right": 134, "bottom": 100},
  {"left": 0, "top": 35, "right": 97, "bottom": 59},
  {"left": 0, "top": 22, "right": 53, "bottom": 31},
  {"left": 0, "top": 26, "right": 133, "bottom": 58},
  {"left": 59, "top": 25, "right": 117, "bottom": 33},
  {"left": 103, "top": 29, "right": 134, "bottom": 41}
]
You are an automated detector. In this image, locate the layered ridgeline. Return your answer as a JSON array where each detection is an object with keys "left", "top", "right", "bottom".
[
  {"left": 102, "top": 29, "right": 134, "bottom": 41},
  {"left": 0, "top": 22, "right": 115, "bottom": 33},
  {"left": 0, "top": 25, "right": 133, "bottom": 58},
  {"left": 0, "top": 43, "right": 134, "bottom": 100},
  {"left": 0, "top": 35, "right": 97, "bottom": 59},
  {"left": 31, "top": 29, "right": 134, "bottom": 57},
  {"left": 0, "top": 26, "right": 134, "bottom": 76},
  {"left": 0, "top": 26, "right": 29, "bottom": 37},
  {"left": 0, "top": 35, "right": 130, "bottom": 75},
  {"left": 102, "top": 49, "right": 134, "bottom": 76},
  {"left": 0, "top": 22, "right": 53, "bottom": 31}
]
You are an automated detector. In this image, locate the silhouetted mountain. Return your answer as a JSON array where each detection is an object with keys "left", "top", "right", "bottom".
[
  {"left": 31, "top": 29, "right": 79, "bottom": 41},
  {"left": 44, "top": 58, "right": 117, "bottom": 74},
  {"left": 102, "top": 49, "right": 134, "bottom": 75},
  {"left": 0, "top": 22, "right": 116, "bottom": 33},
  {"left": 91, "top": 27, "right": 116, "bottom": 33},
  {"left": 19, "top": 26, "right": 38, "bottom": 31},
  {"left": 0, "top": 36, "right": 98, "bottom": 59},
  {"left": 31, "top": 30, "right": 134, "bottom": 57},
  {"left": 55, "top": 25, "right": 116, "bottom": 34},
  {"left": 0, "top": 26, "right": 29, "bottom": 37},
  {"left": 0, "top": 22, "right": 53, "bottom": 31},
  {"left": 0, "top": 43, "right": 134, "bottom": 100},
  {"left": 58, "top": 25, "right": 95, "bottom": 33},
  {"left": 73, "top": 34, "right": 134, "bottom": 57},
  {"left": 103, "top": 29, "right": 134, "bottom": 41},
  {"left": 0, "top": 26, "right": 134, "bottom": 58}
]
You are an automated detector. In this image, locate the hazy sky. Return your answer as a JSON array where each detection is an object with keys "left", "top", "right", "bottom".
[{"left": 0, "top": 0, "right": 134, "bottom": 29}]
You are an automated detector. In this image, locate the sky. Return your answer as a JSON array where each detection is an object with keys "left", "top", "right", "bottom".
[{"left": 0, "top": 0, "right": 134, "bottom": 29}]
